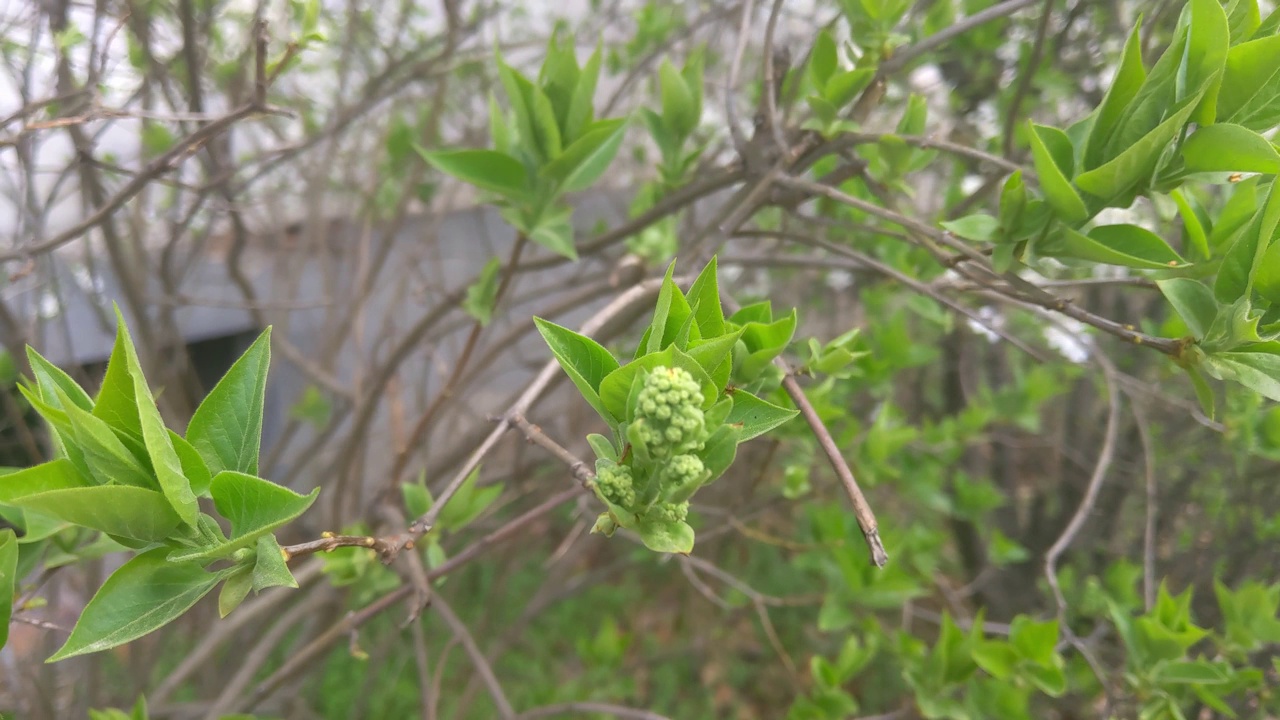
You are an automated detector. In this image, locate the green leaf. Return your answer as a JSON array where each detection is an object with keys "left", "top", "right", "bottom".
[
  {"left": 645, "top": 260, "right": 685, "bottom": 355},
  {"left": 971, "top": 640, "right": 1019, "bottom": 680},
  {"left": 1211, "top": 176, "right": 1262, "bottom": 248},
  {"left": 565, "top": 46, "right": 602, "bottom": 144},
  {"left": 5, "top": 484, "right": 181, "bottom": 544},
  {"left": 489, "top": 93, "right": 513, "bottom": 155},
  {"left": 497, "top": 56, "right": 542, "bottom": 159},
  {"left": 437, "top": 466, "right": 501, "bottom": 531},
  {"left": 93, "top": 319, "right": 143, "bottom": 438},
  {"left": 1185, "top": 0, "right": 1231, "bottom": 124},
  {"left": 1218, "top": 34, "right": 1280, "bottom": 131},
  {"left": 1182, "top": 123, "right": 1280, "bottom": 173},
  {"left": 825, "top": 69, "right": 874, "bottom": 109},
  {"left": 1043, "top": 224, "right": 1187, "bottom": 270},
  {"left": 736, "top": 309, "right": 798, "bottom": 380},
  {"left": 115, "top": 312, "right": 197, "bottom": 527},
  {"left": 1084, "top": 22, "right": 1147, "bottom": 171},
  {"left": 0, "top": 529, "right": 16, "bottom": 651},
  {"left": 169, "top": 431, "right": 212, "bottom": 497},
  {"left": 1171, "top": 189, "right": 1210, "bottom": 260},
  {"left": 1155, "top": 659, "right": 1231, "bottom": 684},
  {"left": 1027, "top": 123, "right": 1089, "bottom": 223},
  {"left": 217, "top": 567, "right": 253, "bottom": 618},
  {"left": 809, "top": 30, "right": 838, "bottom": 86},
  {"left": 1021, "top": 663, "right": 1067, "bottom": 697},
  {"left": 699, "top": 424, "right": 740, "bottom": 486},
  {"left": 1254, "top": 238, "right": 1280, "bottom": 303},
  {"left": 686, "top": 256, "right": 725, "bottom": 337},
  {"left": 463, "top": 257, "right": 502, "bottom": 326},
  {"left": 529, "top": 206, "right": 577, "bottom": 259},
  {"left": 1076, "top": 94, "right": 1202, "bottom": 202},
  {"left": 541, "top": 118, "right": 627, "bottom": 194},
  {"left": 170, "top": 472, "right": 318, "bottom": 562},
  {"left": 62, "top": 398, "right": 156, "bottom": 489},
  {"left": 726, "top": 390, "right": 798, "bottom": 442},
  {"left": 402, "top": 475, "right": 434, "bottom": 518},
  {"left": 941, "top": 214, "right": 1000, "bottom": 242},
  {"left": 1159, "top": 278, "right": 1219, "bottom": 338},
  {"left": 48, "top": 548, "right": 222, "bottom": 661},
  {"left": 637, "top": 517, "right": 694, "bottom": 554},
  {"left": 599, "top": 347, "right": 717, "bottom": 421},
  {"left": 528, "top": 83, "right": 564, "bottom": 160},
  {"left": 1227, "top": 0, "right": 1261, "bottom": 44},
  {"left": 251, "top": 534, "right": 297, "bottom": 591},
  {"left": 586, "top": 433, "right": 617, "bottom": 462},
  {"left": 659, "top": 58, "right": 697, "bottom": 140},
  {"left": 1216, "top": 178, "right": 1280, "bottom": 302},
  {"left": 533, "top": 317, "right": 621, "bottom": 425},
  {"left": 1009, "top": 616, "right": 1059, "bottom": 667},
  {"left": 187, "top": 328, "right": 272, "bottom": 477},
  {"left": 1204, "top": 351, "right": 1280, "bottom": 400},
  {"left": 1185, "top": 363, "right": 1217, "bottom": 419},
  {"left": 687, "top": 331, "right": 742, "bottom": 383},
  {"left": 25, "top": 346, "right": 93, "bottom": 412},
  {"left": 415, "top": 148, "right": 530, "bottom": 201}
]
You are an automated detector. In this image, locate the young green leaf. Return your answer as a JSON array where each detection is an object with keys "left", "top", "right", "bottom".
[
  {"left": 586, "top": 433, "right": 617, "bottom": 463},
  {"left": 178, "top": 472, "right": 318, "bottom": 561},
  {"left": 598, "top": 347, "right": 717, "bottom": 421},
  {"left": 0, "top": 528, "right": 16, "bottom": 652},
  {"left": 217, "top": 567, "right": 253, "bottom": 618},
  {"left": 645, "top": 260, "right": 686, "bottom": 355},
  {"left": 1216, "top": 179, "right": 1280, "bottom": 302},
  {"left": 62, "top": 399, "right": 157, "bottom": 489},
  {"left": 1076, "top": 93, "right": 1202, "bottom": 202},
  {"left": 1255, "top": 239, "right": 1280, "bottom": 303},
  {"left": 437, "top": 466, "right": 501, "bottom": 531},
  {"left": 117, "top": 314, "right": 198, "bottom": 527},
  {"left": 187, "top": 328, "right": 271, "bottom": 478},
  {"left": 541, "top": 117, "right": 627, "bottom": 194},
  {"left": 49, "top": 548, "right": 223, "bottom": 661},
  {"left": 1083, "top": 23, "right": 1147, "bottom": 170},
  {"left": 25, "top": 347, "right": 94, "bottom": 412},
  {"left": 529, "top": 206, "right": 578, "bottom": 259},
  {"left": 1040, "top": 225, "right": 1187, "bottom": 270},
  {"left": 685, "top": 256, "right": 725, "bottom": 337},
  {"left": 940, "top": 214, "right": 1000, "bottom": 242},
  {"left": 463, "top": 257, "right": 502, "bottom": 326},
  {"left": 1204, "top": 350, "right": 1280, "bottom": 400},
  {"left": 415, "top": 148, "right": 531, "bottom": 201},
  {"left": 726, "top": 390, "right": 798, "bottom": 442},
  {"left": 564, "top": 45, "right": 602, "bottom": 144},
  {"left": 1171, "top": 189, "right": 1211, "bottom": 260},
  {"left": 1158, "top": 278, "right": 1220, "bottom": 339},
  {"left": 1027, "top": 123, "right": 1089, "bottom": 223},
  {"left": 533, "top": 317, "right": 621, "bottom": 425},
  {"left": 1009, "top": 616, "right": 1060, "bottom": 667},
  {"left": 1227, "top": 0, "right": 1261, "bottom": 44},
  {"left": 1181, "top": 123, "right": 1280, "bottom": 173},
  {"left": 1185, "top": 0, "right": 1231, "bottom": 124},
  {"left": 659, "top": 58, "right": 697, "bottom": 140},
  {"left": 687, "top": 330, "right": 743, "bottom": 385},
  {"left": 251, "top": 534, "right": 297, "bottom": 591},
  {"left": 93, "top": 317, "right": 143, "bottom": 438},
  {"left": 169, "top": 430, "right": 212, "bottom": 497},
  {"left": 636, "top": 516, "right": 694, "bottom": 554},
  {"left": 5, "top": 485, "right": 182, "bottom": 544},
  {"left": 809, "top": 30, "right": 838, "bottom": 87},
  {"left": 1217, "top": 34, "right": 1280, "bottom": 131}
]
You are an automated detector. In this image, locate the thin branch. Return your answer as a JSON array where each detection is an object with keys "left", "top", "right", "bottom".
[
  {"left": 1134, "top": 402, "right": 1158, "bottom": 611},
  {"left": 517, "top": 702, "right": 673, "bottom": 720},
  {"left": 431, "top": 593, "right": 515, "bottom": 720},
  {"left": 724, "top": 0, "right": 760, "bottom": 161},
  {"left": 881, "top": 0, "right": 1042, "bottom": 73}
]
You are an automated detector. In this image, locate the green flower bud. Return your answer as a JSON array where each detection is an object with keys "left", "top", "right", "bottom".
[
  {"left": 595, "top": 461, "right": 637, "bottom": 509},
  {"left": 632, "top": 366, "right": 708, "bottom": 458}
]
